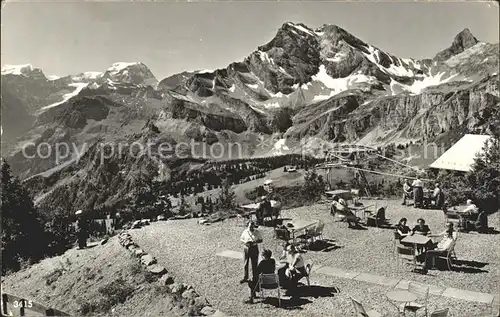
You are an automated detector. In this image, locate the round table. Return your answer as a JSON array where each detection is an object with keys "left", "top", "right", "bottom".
[
  {"left": 386, "top": 290, "right": 418, "bottom": 315},
  {"left": 387, "top": 290, "right": 417, "bottom": 302}
]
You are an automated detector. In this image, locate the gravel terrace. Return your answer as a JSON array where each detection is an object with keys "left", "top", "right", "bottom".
[{"left": 131, "top": 199, "right": 500, "bottom": 317}]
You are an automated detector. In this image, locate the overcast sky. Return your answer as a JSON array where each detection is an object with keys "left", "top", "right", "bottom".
[{"left": 1, "top": 1, "right": 498, "bottom": 79}]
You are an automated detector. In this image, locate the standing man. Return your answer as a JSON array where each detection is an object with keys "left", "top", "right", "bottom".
[
  {"left": 402, "top": 179, "right": 413, "bottom": 206},
  {"left": 256, "top": 179, "right": 280, "bottom": 226},
  {"left": 75, "top": 210, "right": 89, "bottom": 249},
  {"left": 412, "top": 176, "right": 424, "bottom": 208},
  {"left": 239, "top": 221, "right": 263, "bottom": 284}
]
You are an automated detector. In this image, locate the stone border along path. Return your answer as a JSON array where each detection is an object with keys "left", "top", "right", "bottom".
[
  {"left": 216, "top": 249, "right": 499, "bottom": 308},
  {"left": 118, "top": 230, "right": 227, "bottom": 316}
]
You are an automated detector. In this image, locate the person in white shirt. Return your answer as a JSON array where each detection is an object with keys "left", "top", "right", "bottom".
[
  {"left": 240, "top": 221, "right": 263, "bottom": 284},
  {"left": 460, "top": 199, "right": 479, "bottom": 214},
  {"left": 283, "top": 245, "right": 310, "bottom": 290},
  {"left": 331, "top": 195, "right": 359, "bottom": 228},
  {"left": 423, "top": 222, "right": 456, "bottom": 269},
  {"left": 412, "top": 176, "right": 424, "bottom": 208},
  {"left": 458, "top": 199, "right": 479, "bottom": 231}
]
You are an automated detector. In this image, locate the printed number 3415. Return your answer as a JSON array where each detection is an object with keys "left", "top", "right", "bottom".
[{"left": 13, "top": 300, "right": 33, "bottom": 308}]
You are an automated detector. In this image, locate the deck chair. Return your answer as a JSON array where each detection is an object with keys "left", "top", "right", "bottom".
[
  {"left": 367, "top": 207, "right": 389, "bottom": 227},
  {"left": 297, "top": 226, "right": 317, "bottom": 249},
  {"left": 430, "top": 308, "right": 449, "bottom": 317},
  {"left": 331, "top": 204, "right": 345, "bottom": 227},
  {"left": 313, "top": 222, "right": 325, "bottom": 241},
  {"left": 331, "top": 204, "right": 360, "bottom": 228},
  {"left": 350, "top": 297, "right": 383, "bottom": 317},
  {"left": 401, "top": 282, "right": 429, "bottom": 317},
  {"left": 258, "top": 273, "right": 281, "bottom": 307}
]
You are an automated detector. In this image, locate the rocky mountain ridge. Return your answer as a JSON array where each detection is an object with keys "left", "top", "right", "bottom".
[{"left": 1, "top": 22, "right": 498, "bottom": 184}]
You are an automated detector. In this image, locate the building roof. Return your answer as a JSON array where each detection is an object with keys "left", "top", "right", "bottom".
[{"left": 430, "top": 134, "right": 492, "bottom": 172}]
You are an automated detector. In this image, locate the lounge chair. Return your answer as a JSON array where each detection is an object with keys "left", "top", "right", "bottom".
[{"left": 367, "top": 207, "right": 390, "bottom": 227}]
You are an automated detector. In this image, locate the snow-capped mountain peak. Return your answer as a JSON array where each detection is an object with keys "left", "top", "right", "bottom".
[
  {"left": 102, "top": 62, "right": 158, "bottom": 87},
  {"left": 1, "top": 64, "right": 34, "bottom": 75},
  {"left": 107, "top": 62, "right": 142, "bottom": 74}
]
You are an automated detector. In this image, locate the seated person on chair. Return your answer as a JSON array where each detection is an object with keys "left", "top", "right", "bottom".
[
  {"left": 402, "top": 179, "right": 413, "bottom": 205},
  {"left": 255, "top": 180, "right": 280, "bottom": 225},
  {"left": 282, "top": 245, "right": 308, "bottom": 289},
  {"left": 431, "top": 183, "right": 445, "bottom": 209},
  {"left": 459, "top": 199, "right": 479, "bottom": 215},
  {"left": 458, "top": 199, "right": 480, "bottom": 230},
  {"left": 419, "top": 223, "right": 455, "bottom": 269},
  {"left": 411, "top": 218, "right": 431, "bottom": 236},
  {"left": 396, "top": 218, "right": 411, "bottom": 240},
  {"left": 473, "top": 209, "right": 489, "bottom": 233},
  {"left": 331, "top": 195, "right": 360, "bottom": 228},
  {"left": 245, "top": 249, "right": 276, "bottom": 304}
]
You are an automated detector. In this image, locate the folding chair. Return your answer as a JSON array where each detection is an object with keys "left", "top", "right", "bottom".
[
  {"left": 434, "top": 238, "right": 458, "bottom": 271},
  {"left": 430, "top": 308, "right": 449, "bottom": 317},
  {"left": 396, "top": 246, "right": 418, "bottom": 272},
  {"left": 401, "top": 282, "right": 429, "bottom": 317},
  {"left": 443, "top": 207, "right": 461, "bottom": 228},
  {"left": 393, "top": 231, "right": 401, "bottom": 256},
  {"left": 350, "top": 297, "right": 383, "bottom": 317},
  {"left": 258, "top": 273, "right": 281, "bottom": 307}
]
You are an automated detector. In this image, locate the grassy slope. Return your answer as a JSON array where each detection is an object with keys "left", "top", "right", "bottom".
[
  {"left": 1, "top": 237, "right": 187, "bottom": 317},
  {"left": 183, "top": 165, "right": 389, "bottom": 210}
]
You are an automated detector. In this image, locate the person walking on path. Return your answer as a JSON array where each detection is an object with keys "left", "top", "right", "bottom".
[{"left": 240, "top": 221, "right": 263, "bottom": 284}]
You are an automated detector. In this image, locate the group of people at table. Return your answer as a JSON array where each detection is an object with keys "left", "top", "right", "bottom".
[
  {"left": 396, "top": 217, "right": 459, "bottom": 271},
  {"left": 239, "top": 221, "right": 311, "bottom": 304},
  {"left": 403, "top": 177, "right": 489, "bottom": 232},
  {"left": 237, "top": 177, "right": 490, "bottom": 303},
  {"left": 402, "top": 176, "right": 445, "bottom": 209}
]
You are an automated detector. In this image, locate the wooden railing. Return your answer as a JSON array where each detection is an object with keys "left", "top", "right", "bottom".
[{"left": 1, "top": 293, "right": 70, "bottom": 316}]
